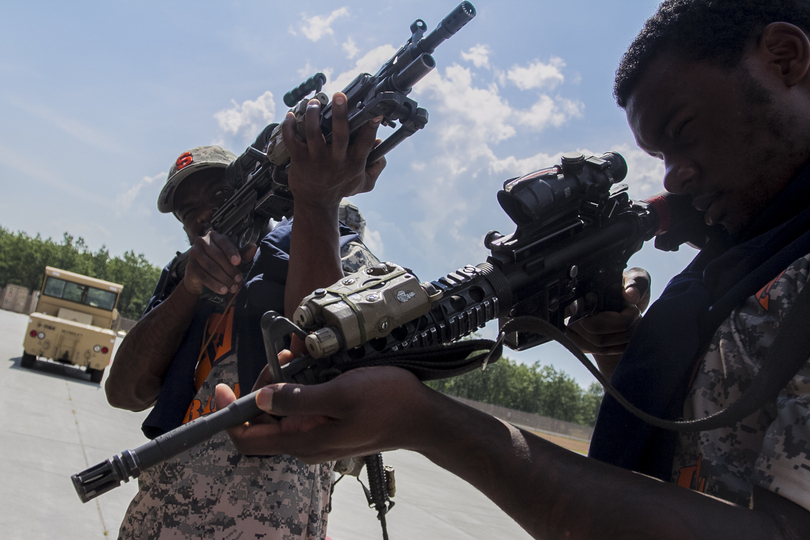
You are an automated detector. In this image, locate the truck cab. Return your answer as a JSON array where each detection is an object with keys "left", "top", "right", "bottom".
[{"left": 22, "top": 267, "right": 124, "bottom": 383}]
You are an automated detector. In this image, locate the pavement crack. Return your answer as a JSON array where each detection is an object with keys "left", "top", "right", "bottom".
[{"left": 66, "top": 379, "right": 111, "bottom": 536}]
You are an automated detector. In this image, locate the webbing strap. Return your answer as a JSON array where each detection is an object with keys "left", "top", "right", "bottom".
[
  {"left": 321, "top": 268, "right": 410, "bottom": 345},
  {"left": 338, "top": 339, "right": 502, "bottom": 382},
  {"left": 499, "top": 279, "right": 810, "bottom": 432}
]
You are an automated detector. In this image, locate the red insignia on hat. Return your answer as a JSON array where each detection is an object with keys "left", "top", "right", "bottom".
[{"left": 176, "top": 151, "right": 193, "bottom": 170}]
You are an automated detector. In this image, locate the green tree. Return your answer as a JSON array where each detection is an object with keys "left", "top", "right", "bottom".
[
  {"left": 427, "top": 355, "right": 603, "bottom": 427},
  {"left": 0, "top": 225, "right": 161, "bottom": 319}
]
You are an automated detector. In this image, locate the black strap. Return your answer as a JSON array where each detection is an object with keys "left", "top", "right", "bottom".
[
  {"left": 500, "top": 280, "right": 810, "bottom": 431},
  {"left": 334, "top": 339, "right": 502, "bottom": 382}
]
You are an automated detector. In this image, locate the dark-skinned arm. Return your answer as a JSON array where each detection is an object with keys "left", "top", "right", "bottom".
[
  {"left": 282, "top": 92, "right": 385, "bottom": 316},
  {"left": 106, "top": 231, "right": 248, "bottom": 410},
  {"left": 567, "top": 267, "right": 651, "bottom": 380},
  {"left": 215, "top": 366, "right": 810, "bottom": 540}
]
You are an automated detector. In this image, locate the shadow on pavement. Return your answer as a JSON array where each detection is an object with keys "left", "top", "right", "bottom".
[{"left": 8, "top": 355, "right": 103, "bottom": 387}]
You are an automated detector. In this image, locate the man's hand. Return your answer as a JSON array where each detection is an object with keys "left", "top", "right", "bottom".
[
  {"left": 215, "top": 366, "right": 428, "bottom": 462},
  {"left": 281, "top": 91, "right": 387, "bottom": 317},
  {"left": 182, "top": 231, "right": 256, "bottom": 296},
  {"left": 282, "top": 92, "right": 386, "bottom": 211},
  {"left": 566, "top": 267, "right": 651, "bottom": 379}
]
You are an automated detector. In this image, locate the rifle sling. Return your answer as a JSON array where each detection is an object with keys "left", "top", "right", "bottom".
[{"left": 497, "top": 279, "right": 810, "bottom": 432}]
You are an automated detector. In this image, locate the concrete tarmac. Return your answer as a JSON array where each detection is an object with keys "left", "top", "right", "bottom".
[{"left": 0, "top": 309, "right": 531, "bottom": 539}]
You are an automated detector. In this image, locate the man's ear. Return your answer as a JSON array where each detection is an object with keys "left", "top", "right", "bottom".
[{"left": 757, "top": 22, "right": 810, "bottom": 87}]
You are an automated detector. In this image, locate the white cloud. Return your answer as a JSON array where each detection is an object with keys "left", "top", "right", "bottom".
[
  {"left": 506, "top": 57, "right": 566, "bottom": 90},
  {"left": 415, "top": 62, "right": 583, "bottom": 154},
  {"left": 296, "top": 8, "right": 349, "bottom": 42},
  {"left": 393, "top": 54, "right": 588, "bottom": 268},
  {"left": 343, "top": 36, "right": 359, "bottom": 59},
  {"left": 326, "top": 45, "right": 398, "bottom": 95},
  {"left": 114, "top": 171, "right": 165, "bottom": 217},
  {"left": 416, "top": 64, "right": 516, "bottom": 144},
  {"left": 461, "top": 44, "right": 491, "bottom": 69},
  {"left": 488, "top": 149, "right": 564, "bottom": 178},
  {"left": 214, "top": 91, "right": 276, "bottom": 140},
  {"left": 489, "top": 145, "right": 665, "bottom": 198},
  {"left": 517, "top": 95, "right": 584, "bottom": 130},
  {"left": 362, "top": 227, "right": 384, "bottom": 259}
]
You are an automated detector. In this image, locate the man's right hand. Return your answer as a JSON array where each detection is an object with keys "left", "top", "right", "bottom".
[
  {"left": 566, "top": 267, "right": 651, "bottom": 379},
  {"left": 182, "top": 231, "right": 256, "bottom": 296}
]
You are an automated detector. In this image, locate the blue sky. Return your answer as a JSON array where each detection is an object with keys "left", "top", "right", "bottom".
[{"left": 0, "top": 0, "right": 698, "bottom": 387}]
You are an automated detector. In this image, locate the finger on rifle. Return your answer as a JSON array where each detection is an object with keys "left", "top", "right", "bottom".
[
  {"left": 188, "top": 238, "right": 241, "bottom": 295},
  {"left": 566, "top": 326, "right": 634, "bottom": 356},
  {"left": 251, "top": 366, "right": 273, "bottom": 392},
  {"left": 214, "top": 383, "right": 238, "bottom": 411},
  {"left": 239, "top": 244, "right": 258, "bottom": 265},
  {"left": 571, "top": 305, "right": 640, "bottom": 336},
  {"left": 215, "top": 384, "right": 282, "bottom": 454},
  {"left": 360, "top": 155, "right": 385, "bottom": 194},
  {"left": 369, "top": 154, "right": 387, "bottom": 175},
  {"left": 226, "top": 417, "right": 326, "bottom": 458},
  {"left": 282, "top": 111, "right": 307, "bottom": 161},
  {"left": 623, "top": 267, "right": 651, "bottom": 310},
  {"left": 210, "top": 230, "right": 243, "bottom": 267},
  {"left": 330, "top": 92, "right": 349, "bottom": 156},
  {"left": 255, "top": 381, "right": 345, "bottom": 418},
  {"left": 201, "top": 233, "right": 242, "bottom": 286},
  {"left": 304, "top": 98, "right": 327, "bottom": 157},
  {"left": 567, "top": 306, "right": 641, "bottom": 352},
  {"left": 351, "top": 115, "right": 383, "bottom": 163},
  {"left": 289, "top": 336, "right": 307, "bottom": 359}
]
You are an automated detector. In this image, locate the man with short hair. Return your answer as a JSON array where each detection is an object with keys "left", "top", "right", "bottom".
[
  {"left": 217, "top": 1, "right": 810, "bottom": 538},
  {"left": 106, "top": 94, "right": 383, "bottom": 539}
]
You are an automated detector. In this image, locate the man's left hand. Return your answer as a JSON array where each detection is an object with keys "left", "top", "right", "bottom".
[{"left": 282, "top": 92, "right": 386, "bottom": 210}]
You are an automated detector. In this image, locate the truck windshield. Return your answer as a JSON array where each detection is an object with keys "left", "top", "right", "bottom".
[{"left": 42, "top": 277, "right": 118, "bottom": 311}]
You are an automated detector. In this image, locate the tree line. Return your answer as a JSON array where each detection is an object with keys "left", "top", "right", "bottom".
[
  {"left": 426, "top": 358, "right": 604, "bottom": 427},
  {"left": 1, "top": 225, "right": 603, "bottom": 426},
  {"left": 0, "top": 226, "right": 161, "bottom": 319}
]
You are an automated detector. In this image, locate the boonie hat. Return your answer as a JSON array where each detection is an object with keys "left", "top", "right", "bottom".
[{"left": 158, "top": 145, "right": 237, "bottom": 214}]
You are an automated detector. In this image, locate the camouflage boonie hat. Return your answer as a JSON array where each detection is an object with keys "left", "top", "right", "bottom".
[
  {"left": 339, "top": 199, "right": 366, "bottom": 241},
  {"left": 158, "top": 145, "right": 237, "bottom": 214}
]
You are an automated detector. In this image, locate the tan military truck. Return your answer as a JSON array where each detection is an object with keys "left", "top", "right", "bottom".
[{"left": 22, "top": 267, "right": 123, "bottom": 383}]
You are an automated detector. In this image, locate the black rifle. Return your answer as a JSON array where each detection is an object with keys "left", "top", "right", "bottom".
[
  {"left": 72, "top": 151, "right": 718, "bottom": 504},
  {"left": 159, "top": 2, "right": 477, "bottom": 301}
]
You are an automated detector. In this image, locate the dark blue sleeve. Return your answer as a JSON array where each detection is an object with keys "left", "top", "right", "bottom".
[
  {"left": 140, "top": 261, "right": 174, "bottom": 318},
  {"left": 140, "top": 259, "right": 215, "bottom": 439},
  {"left": 235, "top": 219, "right": 359, "bottom": 391}
]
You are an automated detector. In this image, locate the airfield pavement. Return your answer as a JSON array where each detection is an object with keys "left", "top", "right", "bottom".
[{"left": 0, "top": 308, "right": 579, "bottom": 539}]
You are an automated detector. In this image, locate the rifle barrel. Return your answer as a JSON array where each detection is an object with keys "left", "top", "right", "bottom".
[{"left": 419, "top": 2, "right": 476, "bottom": 54}]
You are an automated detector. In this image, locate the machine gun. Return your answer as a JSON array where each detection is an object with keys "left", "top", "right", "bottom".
[
  {"left": 160, "top": 2, "right": 477, "bottom": 297},
  {"left": 73, "top": 151, "right": 713, "bottom": 506}
]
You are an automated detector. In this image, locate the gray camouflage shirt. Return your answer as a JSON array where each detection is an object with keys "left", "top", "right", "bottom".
[
  {"left": 118, "top": 240, "right": 378, "bottom": 539},
  {"left": 672, "top": 253, "right": 810, "bottom": 511}
]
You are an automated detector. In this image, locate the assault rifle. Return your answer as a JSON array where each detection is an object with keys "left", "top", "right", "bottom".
[
  {"left": 72, "top": 150, "right": 719, "bottom": 506},
  {"left": 160, "top": 2, "right": 477, "bottom": 299}
]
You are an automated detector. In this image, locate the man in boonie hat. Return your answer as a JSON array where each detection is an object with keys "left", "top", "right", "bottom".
[{"left": 106, "top": 94, "right": 385, "bottom": 539}]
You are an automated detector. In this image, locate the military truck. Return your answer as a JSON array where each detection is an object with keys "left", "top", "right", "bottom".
[{"left": 22, "top": 267, "right": 123, "bottom": 383}]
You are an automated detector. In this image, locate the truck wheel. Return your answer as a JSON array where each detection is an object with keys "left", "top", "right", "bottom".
[
  {"left": 88, "top": 368, "right": 104, "bottom": 384},
  {"left": 21, "top": 352, "right": 36, "bottom": 368}
]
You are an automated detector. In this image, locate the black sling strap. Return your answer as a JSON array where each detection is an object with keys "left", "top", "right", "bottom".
[{"left": 498, "top": 280, "right": 810, "bottom": 432}]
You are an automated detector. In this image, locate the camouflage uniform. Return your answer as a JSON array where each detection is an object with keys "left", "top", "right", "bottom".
[
  {"left": 118, "top": 239, "right": 378, "bottom": 540},
  {"left": 672, "top": 253, "right": 810, "bottom": 511}
]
